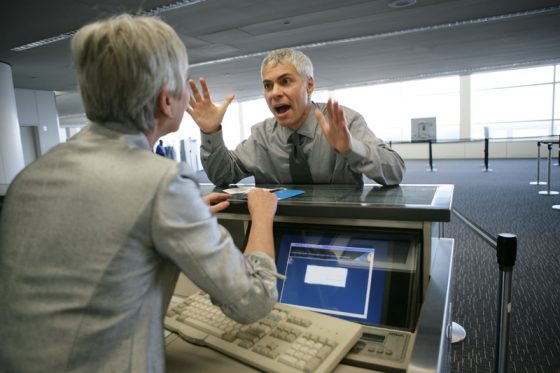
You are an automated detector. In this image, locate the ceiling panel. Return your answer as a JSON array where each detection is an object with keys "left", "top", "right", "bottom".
[{"left": 0, "top": 0, "right": 559, "bottom": 121}]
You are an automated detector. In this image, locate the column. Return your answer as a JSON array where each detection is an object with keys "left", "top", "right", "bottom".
[
  {"left": 459, "top": 74, "right": 471, "bottom": 140},
  {"left": 0, "top": 62, "right": 25, "bottom": 185}
]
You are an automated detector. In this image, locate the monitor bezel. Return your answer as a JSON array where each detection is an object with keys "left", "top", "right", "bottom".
[{"left": 242, "top": 221, "right": 423, "bottom": 331}]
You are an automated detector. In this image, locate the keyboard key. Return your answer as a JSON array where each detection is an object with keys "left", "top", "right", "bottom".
[
  {"left": 181, "top": 316, "right": 225, "bottom": 338},
  {"left": 278, "top": 354, "right": 299, "bottom": 368}
]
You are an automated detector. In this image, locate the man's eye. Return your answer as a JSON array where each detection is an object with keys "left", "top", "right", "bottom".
[
  {"left": 281, "top": 78, "right": 291, "bottom": 85},
  {"left": 263, "top": 83, "right": 272, "bottom": 90}
]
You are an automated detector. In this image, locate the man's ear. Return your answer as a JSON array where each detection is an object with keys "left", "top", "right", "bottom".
[
  {"left": 306, "top": 76, "right": 315, "bottom": 96},
  {"left": 156, "top": 89, "right": 173, "bottom": 118}
]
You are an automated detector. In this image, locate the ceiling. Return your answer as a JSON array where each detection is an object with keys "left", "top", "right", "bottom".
[{"left": 1, "top": 0, "right": 560, "bottom": 126}]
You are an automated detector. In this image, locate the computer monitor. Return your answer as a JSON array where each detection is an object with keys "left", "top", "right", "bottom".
[{"left": 270, "top": 222, "right": 422, "bottom": 331}]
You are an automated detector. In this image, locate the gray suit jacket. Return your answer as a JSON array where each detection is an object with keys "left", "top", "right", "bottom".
[{"left": 0, "top": 122, "right": 277, "bottom": 372}]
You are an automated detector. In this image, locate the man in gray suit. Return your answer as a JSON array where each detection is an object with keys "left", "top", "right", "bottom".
[{"left": 0, "top": 15, "right": 278, "bottom": 372}]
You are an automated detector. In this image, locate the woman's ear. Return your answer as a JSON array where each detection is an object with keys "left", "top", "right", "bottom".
[{"left": 156, "top": 89, "right": 173, "bottom": 118}]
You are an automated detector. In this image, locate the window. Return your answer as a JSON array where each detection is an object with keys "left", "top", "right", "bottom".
[
  {"left": 471, "top": 65, "right": 557, "bottom": 139},
  {"left": 554, "top": 65, "right": 560, "bottom": 135},
  {"left": 220, "top": 102, "right": 241, "bottom": 149},
  {"left": 238, "top": 97, "right": 269, "bottom": 142},
  {"left": 333, "top": 76, "right": 459, "bottom": 142},
  {"left": 163, "top": 63, "right": 559, "bottom": 160},
  {"left": 555, "top": 81, "right": 560, "bottom": 135}
]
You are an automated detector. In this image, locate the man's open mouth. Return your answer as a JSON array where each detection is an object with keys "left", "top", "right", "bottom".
[{"left": 275, "top": 104, "right": 291, "bottom": 114}]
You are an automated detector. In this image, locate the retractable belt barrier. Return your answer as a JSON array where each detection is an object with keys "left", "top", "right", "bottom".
[
  {"left": 538, "top": 143, "right": 559, "bottom": 196},
  {"left": 452, "top": 209, "right": 518, "bottom": 373},
  {"left": 547, "top": 143, "right": 560, "bottom": 211},
  {"left": 423, "top": 138, "right": 491, "bottom": 173},
  {"left": 530, "top": 141, "right": 547, "bottom": 186}
]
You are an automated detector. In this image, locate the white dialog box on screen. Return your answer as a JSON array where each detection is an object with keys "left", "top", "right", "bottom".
[{"left": 304, "top": 265, "right": 348, "bottom": 288}]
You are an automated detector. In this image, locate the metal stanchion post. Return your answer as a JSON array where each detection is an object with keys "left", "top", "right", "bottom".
[
  {"left": 552, "top": 143, "right": 560, "bottom": 210},
  {"left": 555, "top": 134, "right": 560, "bottom": 166},
  {"left": 539, "top": 143, "right": 559, "bottom": 195},
  {"left": 495, "top": 233, "right": 517, "bottom": 373},
  {"left": 482, "top": 137, "right": 492, "bottom": 172},
  {"left": 426, "top": 140, "right": 437, "bottom": 172},
  {"left": 530, "top": 141, "right": 547, "bottom": 185}
]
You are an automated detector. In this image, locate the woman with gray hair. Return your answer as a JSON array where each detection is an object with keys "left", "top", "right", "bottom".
[{"left": 0, "top": 14, "right": 278, "bottom": 372}]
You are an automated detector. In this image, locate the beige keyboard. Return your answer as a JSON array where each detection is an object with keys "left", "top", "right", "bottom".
[{"left": 165, "top": 292, "right": 363, "bottom": 373}]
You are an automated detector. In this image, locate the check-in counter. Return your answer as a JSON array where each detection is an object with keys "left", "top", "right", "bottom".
[{"left": 168, "top": 183, "right": 454, "bottom": 373}]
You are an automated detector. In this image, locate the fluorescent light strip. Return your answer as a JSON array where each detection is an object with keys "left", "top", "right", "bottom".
[
  {"left": 141, "top": 0, "right": 205, "bottom": 16},
  {"left": 10, "top": 0, "right": 205, "bottom": 52},
  {"left": 12, "top": 31, "right": 77, "bottom": 52}
]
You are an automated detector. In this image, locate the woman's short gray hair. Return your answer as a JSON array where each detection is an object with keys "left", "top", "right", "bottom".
[
  {"left": 261, "top": 48, "right": 314, "bottom": 80},
  {"left": 71, "top": 14, "right": 188, "bottom": 132}
]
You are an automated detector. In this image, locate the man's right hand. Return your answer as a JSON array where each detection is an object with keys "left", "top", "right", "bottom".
[{"left": 187, "top": 78, "right": 235, "bottom": 134}]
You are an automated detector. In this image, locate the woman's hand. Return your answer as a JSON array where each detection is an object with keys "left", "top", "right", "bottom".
[{"left": 202, "top": 192, "right": 231, "bottom": 214}]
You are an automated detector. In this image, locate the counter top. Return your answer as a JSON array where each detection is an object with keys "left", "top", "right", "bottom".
[{"left": 201, "top": 183, "right": 454, "bottom": 222}]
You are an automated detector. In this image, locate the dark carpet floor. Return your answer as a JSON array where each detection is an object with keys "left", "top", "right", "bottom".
[{"left": 400, "top": 159, "right": 560, "bottom": 373}]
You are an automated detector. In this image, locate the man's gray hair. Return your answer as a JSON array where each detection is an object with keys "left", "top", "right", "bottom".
[
  {"left": 261, "top": 48, "right": 314, "bottom": 80},
  {"left": 71, "top": 14, "right": 188, "bottom": 132}
]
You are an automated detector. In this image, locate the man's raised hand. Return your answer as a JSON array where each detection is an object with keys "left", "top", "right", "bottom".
[
  {"left": 187, "top": 78, "right": 235, "bottom": 134},
  {"left": 315, "top": 99, "right": 352, "bottom": 154}
]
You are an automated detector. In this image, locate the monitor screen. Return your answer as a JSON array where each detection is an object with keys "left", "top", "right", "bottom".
[{"left": 271, "top": 223, "right": 422, "bottom": 330}]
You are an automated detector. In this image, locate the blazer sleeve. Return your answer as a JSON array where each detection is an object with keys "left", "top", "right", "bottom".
[{"left": 151, "top": 163, "right": 278, "bottom": 323}]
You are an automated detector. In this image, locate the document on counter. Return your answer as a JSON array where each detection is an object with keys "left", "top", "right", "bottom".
[
  {"left": 273, "top": 189, "right": 304, "bottom": 200},
  {"left": 223, "top": 187, "right": 304, "bottom": 201}
]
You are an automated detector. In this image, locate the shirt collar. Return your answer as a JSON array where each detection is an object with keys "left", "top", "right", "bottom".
[{"left": 295, "top": 102, "right": 318, "bottom": 139}]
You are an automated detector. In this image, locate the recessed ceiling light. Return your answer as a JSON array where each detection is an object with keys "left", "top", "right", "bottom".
[{"left": 387, "top": 0, "right": 417, "bottom": 9}]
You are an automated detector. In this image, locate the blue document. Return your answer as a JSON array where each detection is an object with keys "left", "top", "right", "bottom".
[{"left": 273, "top": 189, "right": 304, "bottom": 201}]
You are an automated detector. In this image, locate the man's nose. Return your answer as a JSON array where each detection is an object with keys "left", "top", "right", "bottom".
[{"left": 271, "top": 83, "right": 283, "bottom": 96}]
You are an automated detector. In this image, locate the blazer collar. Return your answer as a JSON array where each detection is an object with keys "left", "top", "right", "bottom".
[{"left": 91, "top": 122, "right": 151, "bottom": 151}]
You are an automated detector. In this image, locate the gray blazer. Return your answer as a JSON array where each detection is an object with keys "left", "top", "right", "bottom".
[{"left": 0, "top": 122, "right": 277, "bottom": 372}]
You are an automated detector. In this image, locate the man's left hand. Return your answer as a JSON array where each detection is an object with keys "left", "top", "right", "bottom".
[{"left": 315, "top": 99, "right": 352, "bottom": 154}]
